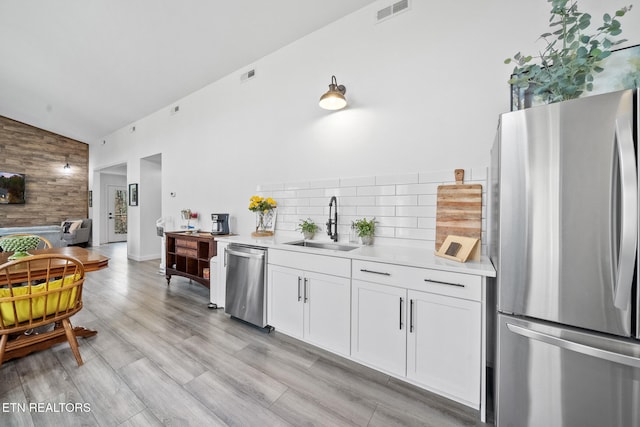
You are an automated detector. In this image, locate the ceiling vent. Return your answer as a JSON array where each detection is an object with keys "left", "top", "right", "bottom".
[
  {"left": 240, "top": 68, "right": 256, "bottom": 83},
  {"left": 376, "top": 0, "right": 410, "bottom": 23}
]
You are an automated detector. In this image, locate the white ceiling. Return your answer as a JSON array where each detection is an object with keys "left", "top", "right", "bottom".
[{"left": 0, "top": 1, "right": 378, "bottom": 144}]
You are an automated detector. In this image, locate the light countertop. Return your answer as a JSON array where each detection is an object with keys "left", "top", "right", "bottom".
[{"left": 215, "top": 233, "right": 496, "bottom": 277}]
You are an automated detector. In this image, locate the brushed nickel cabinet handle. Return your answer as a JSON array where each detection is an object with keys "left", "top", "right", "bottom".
[
  {"left": 409, "top": 299, "right": 414, "bottom": 333},
  {"left": 424, "top": 278, "right": 465, "bottom": 288},
  {"left": 360, "top": 269, "right": 391, "bottom": 276}
]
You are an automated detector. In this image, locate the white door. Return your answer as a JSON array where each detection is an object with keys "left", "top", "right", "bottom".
[
  {"left": 351, "top": 280, "right": 407, "bottom": 377},
  {"left": 406, "top": 289, "right": 481, "bottom": 407},
  {"left": 267, "top": 265, "right": 304, "bottom": 339},
  {"left": 304, "top": 271, "right": 351, "bottom": 356},
  {"left": 107, "top": 185, "right": 127, "bottom": 242}
]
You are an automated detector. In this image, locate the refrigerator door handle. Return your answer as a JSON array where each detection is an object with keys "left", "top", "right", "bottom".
[
  {"left": 507, "top": 323, "right": 640, "bottom": 369},
  {"left": 613, "top": 108, "right": 637, "bottom": 310}
]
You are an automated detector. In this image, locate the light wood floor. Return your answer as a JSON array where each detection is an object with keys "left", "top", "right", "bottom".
[{"left": 0, "top": 243, "right": 491, "bottom": 426}]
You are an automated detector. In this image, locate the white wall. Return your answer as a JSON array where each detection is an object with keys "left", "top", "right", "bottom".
[
  {"left": 89, "top": 0, "right": 640, "bottom": 257},
  {"left": 139, "top": 154, "right": 162, "bottom": 260}
]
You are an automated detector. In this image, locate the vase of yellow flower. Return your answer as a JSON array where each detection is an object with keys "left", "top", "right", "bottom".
[{"left": 249, "top": 195, "right": 277, "bottom": 237}]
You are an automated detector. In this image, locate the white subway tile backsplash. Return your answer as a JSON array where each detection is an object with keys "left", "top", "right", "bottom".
[
  {"left": 417, "top": 194, "right": 437, "bottom": 206},
  {"left": 297, "top": 188, "right": 325, "bottom": 198},
  {"left": 270, "top": 190, "right": 297, "bottom": 199},
  {"left": 357, "top": 185, "right": 395, "bottom": 196},
  {"left": 339, "top": 206, "right": 357, "bottom": 216},
  {"left": 418, "top": 217, "right": 436, "bottom": 229},
  {"left": 375, "top": 226, "right": 396, "bottom": 238},
  {"left": 309, "top": 197, "right": 330, "bottom": 207},
  {"left": 278, "top": 198, "right": 310, "bottom": 207},
  {"left": 376, "top": 195, "right": 417, "bottom": 206},
  {"left": 376, "top": 216, "right": 418, "bottom": 228},
  {"left": 356, "top": 206, "right": 396, "bottom": 217},
  {"left": 284, "top": 181, "right": 310, "bottom": 190},
  {"left": 396, "top": 206, "right": 435, "bottom": 217},
  {"left": 297, "top": 206, "right": 324, "bottom": 215},
  {"left": 324, "top": 187, "right": 357, "bottom": 197},
  {"left": 341, "top": 196, "right": 376, "bottom": 206},
  {"left": 396, "top": 183, "right": 438, "bottom": 195},
  {"left": 395, "top": 227, "right": 435, "bottom": 240},
  {"left": 259, "top": 167, "right": 487, "bottom": 247}
]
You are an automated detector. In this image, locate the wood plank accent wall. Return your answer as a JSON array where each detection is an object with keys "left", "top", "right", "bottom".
[{"left": 0, "top": 116, "right": 89, "bottom": 227}]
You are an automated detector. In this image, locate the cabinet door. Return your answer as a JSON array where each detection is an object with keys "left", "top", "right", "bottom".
[
  {"left": 304, "top": 271, "right": 351, "bottom": 356},
  {"left": 407, "top": 290, "right": 481, "bottom": 407},
  {"left": 351, "top": 280, "right": 406, "bottom": 377},
  {"left": 268, "top": 265, "right": 303, "bottom": 339}
]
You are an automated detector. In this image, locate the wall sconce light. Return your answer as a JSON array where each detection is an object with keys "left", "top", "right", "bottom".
[
  {"left": 319, "top": 75, "right": 347, "bottom": 110},
  {"left": 63, "top": 162, "right": 71, "bottom": 173}
]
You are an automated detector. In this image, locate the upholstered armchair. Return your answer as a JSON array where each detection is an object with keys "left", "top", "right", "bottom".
[{"left": 61, "top": 219, "right": 91, "bottom": 247}]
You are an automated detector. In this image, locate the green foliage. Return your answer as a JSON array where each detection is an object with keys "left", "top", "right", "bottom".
[
  {"left": 297, "top": 218, "right": 318, "bottom": 233},
  {"left": 353, "top": 218, "right": 376, "bottom": 237},
  {"left": 505, "top": 0, "right": 632, "bottom": 104}
]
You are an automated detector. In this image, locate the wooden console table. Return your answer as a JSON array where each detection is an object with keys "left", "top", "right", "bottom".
[
  {"left": 0, "top": 247, "right": 109, "bottom": 363},
  {"left": 165, "top": 232, "right": 220, "bottom": 288}
]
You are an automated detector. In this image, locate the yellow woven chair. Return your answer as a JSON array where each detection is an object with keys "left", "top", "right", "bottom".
[
  {"left": 0, "top": 233, "right": 53, "bottom": 250},
  {"left": 0, "top": 254, "right": 85, "bottom": 366}
]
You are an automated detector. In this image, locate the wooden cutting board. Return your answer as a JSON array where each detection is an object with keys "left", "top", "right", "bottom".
[{"left": 435, "top": 169, "right": 482, "bottom": 251}]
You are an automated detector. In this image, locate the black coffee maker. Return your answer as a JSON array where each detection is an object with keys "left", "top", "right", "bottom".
[{"left": 211, "top": 213, "right": 230, "bottom": 235}]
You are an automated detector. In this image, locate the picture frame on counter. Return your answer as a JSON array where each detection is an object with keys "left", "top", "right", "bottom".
[{"left": 435, "top": 235, "right": 480, "bottom": 262}]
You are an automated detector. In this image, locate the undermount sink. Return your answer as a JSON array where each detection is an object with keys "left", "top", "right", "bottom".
[{"left": 285, "top": 240, "right": 358, "bottom": 252}]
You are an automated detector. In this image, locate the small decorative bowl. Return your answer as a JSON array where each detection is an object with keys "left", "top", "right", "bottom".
[{"left": 0, "top": 235, "right": 41, "bottom": 260}]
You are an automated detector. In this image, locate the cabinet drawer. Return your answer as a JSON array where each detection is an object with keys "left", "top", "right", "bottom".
[
  {"left": 176, "top": 247, "right": 197, "bottom": 257},
  {"left": 176, "top": 239, "right": 198, "bottom": 249},
  {"left": 352, "top": 260, "right": 481, "bottom": 301},
  {"left": 269, "top": 249, "right": 351, "bottom": 278}
]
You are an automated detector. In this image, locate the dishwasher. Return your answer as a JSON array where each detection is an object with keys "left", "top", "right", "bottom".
[{"left": 224, "top": 244, "right": 268, "bottom": 328}]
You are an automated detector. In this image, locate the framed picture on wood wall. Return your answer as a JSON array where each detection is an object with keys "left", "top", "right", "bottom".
[{"left": 129, "top": 183, "right": 138, "bottom": 206}]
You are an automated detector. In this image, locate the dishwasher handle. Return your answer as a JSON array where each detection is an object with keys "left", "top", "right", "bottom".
[{"left": 226, "top": 247, "right": 265, "bottom": 260}]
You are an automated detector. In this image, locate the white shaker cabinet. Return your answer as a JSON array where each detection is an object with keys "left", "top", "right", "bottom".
[
  {"left": 351, "top": 260, "right": 483, "bottom": 409},
  {"left": 268, "top": 265, "right": 304, "bottom": 338},
  {"left": 351, "top": 279, "right": 407, "bottom": 377},
  {"left": 406, "top": 289, "right": 481, "bottom": 407},
  {"left": 268, "top": 249, "right": 351, "bottom": 356}
]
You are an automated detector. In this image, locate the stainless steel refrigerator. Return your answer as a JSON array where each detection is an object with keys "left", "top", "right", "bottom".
[{"left": 490, "top": 88, "right": 640, "bottom": 427}]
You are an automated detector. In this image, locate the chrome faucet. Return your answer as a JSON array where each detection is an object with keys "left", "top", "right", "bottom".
[{"left": 326, "top": 196, "right": 338, "bottom": 242}]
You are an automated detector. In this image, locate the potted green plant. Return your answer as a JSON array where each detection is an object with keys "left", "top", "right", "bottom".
[
  {"left": 505, "top": 0, "right": 632, "bottom": 106},
  {"left": 297, "top": 218, "right": 318, "bottom": 240},
  {"left": 353, "top": 217, "right": 376, "bottom": 245}
]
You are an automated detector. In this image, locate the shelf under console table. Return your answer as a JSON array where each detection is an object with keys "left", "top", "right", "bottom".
[{"left": 165, "top": 231, "right": 221, "bottom": 288}]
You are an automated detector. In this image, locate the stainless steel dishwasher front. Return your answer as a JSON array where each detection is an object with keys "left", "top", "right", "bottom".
[{"left": 224, "top": 244, "right": 268, "bottom": 328}]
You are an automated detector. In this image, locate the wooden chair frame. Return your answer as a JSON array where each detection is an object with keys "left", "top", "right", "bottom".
[
  {"left": 0, "top": 254, "right": 85, "bottom": 366},
  {"left": 0, "top": 233, "right": 53, "bottom": 250}
]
